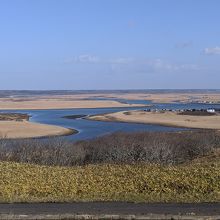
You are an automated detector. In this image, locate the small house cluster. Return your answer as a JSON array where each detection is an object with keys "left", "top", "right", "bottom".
[{"left": 144, "top": 108, "right": 219, "bottom": 114}]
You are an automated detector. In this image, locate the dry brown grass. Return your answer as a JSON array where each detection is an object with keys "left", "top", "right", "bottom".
[
  {"left": 0, "top": 98, "right": 144, "bottom": 110},
  {"left": 0, "top": 121, "right": 74, "bottom": 139},
  {"left": 89, "top": 110, "right": 220, "bottom": 129}
]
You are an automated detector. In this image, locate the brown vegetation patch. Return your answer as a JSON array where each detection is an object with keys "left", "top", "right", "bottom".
[
  {"left": 0, "top": 113, "right": 29, "bottom": 121},
  {"left": 1, "top": 130, "right": 219, "bottom": 166},
  {"left": 89, "top": 110, "right": 220, "bottom": 129},
  {"left": 178, "top": 111, "right": 216, "bottom": 116}
]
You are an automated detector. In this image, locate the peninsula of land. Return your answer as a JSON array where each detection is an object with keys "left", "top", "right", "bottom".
[
  {"left": 0, "top": 97, "right": 145, "bottom": 110},
  {"left": 88, "top": 110, "right": 220, "bottom": 130},
  {"left": 0, "top": 113, "right": 74, "bottom": 139}
]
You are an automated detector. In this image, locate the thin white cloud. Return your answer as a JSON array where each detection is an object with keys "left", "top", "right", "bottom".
[
  {"left": 63, "top": 55, "right": 199, "bottom": 73},
  {"left": 77, "top": 54, "right": 100, "bottom": 63},
  {"left": 64, "top": 55, "right": 134, "bottom": 65},
  {"left": 64, "top": 54, "right": 100, "bottom": 64},
  {"left": 109, "top": 58, "right": 199, "bottom": 74},
  {"left": 204, "top": 47, "right": 220, "bottom": 55},
  {"left": 108, "top": 57, "right": 134, "bottom": 64},
  {"left": 146, "top": 59, "right": 199, "bottom": 71}
]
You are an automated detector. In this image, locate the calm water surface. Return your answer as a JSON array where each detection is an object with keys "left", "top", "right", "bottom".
[{"left": 2, "top": 101, "right": 220, "bottom": 141}]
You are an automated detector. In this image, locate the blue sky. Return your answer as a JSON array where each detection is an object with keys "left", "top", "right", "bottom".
[{"left": 0, "top": 0, "right": 220, "bottom": 89}]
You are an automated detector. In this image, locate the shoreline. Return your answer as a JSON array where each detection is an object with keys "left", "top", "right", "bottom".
[
  {"left": 0, "top": 92, "right": 219, "bottom": 110},
  {"left": 0, "top": 121, "right": 76, "bottom": 139},
  {"left": 0, "top": 113, "right": 77, "bottom": 139},
  {"left": 14, "top": 126, "right": 78, "bottom": 140},
  {"left": 87, "top": 114, "right": 193, "bottom": 130},
  {"left": 0, "top": 99, "right": 146, "bottom": 110},
  {"left": 88, "top": 110, "right": 220, "bottom": 130}
]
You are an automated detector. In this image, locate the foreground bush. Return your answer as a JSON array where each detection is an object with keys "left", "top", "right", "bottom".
[
  {"left": 0, "top": 158, "right": 219, "bottom": 203},
  {"left": 0, "top": 130, "right": 219, "bottom": 166}
]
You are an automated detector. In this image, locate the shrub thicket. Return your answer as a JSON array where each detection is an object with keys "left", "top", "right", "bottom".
[{"left": 0, "top": 130, "right": 219, "bottom": 166}]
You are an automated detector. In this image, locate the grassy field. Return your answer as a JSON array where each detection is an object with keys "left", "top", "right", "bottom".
[{"left": 0, "top": 154, "right": 219, "bottom": 203}]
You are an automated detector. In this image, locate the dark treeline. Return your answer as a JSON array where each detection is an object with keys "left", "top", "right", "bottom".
[{"left": 0, "top": 130, "right": 219, "bottom": 166}]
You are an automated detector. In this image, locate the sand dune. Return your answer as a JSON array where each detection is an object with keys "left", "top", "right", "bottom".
[
  {"left": 89, "top": 110, "right": 220, "bottom": 129},
  {"left": 0, "top": 121, "right": 74, "bottom": 139}
]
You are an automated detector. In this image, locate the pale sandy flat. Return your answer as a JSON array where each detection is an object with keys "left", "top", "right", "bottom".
[
  {"left": 0, "top": 99, "right": 144, "bottom": 110},
  {"left": 0, "top": 92, "right": 219, "bottom": 110},
  {"left": 89, "top": 110, "right": 220, "bottom": 129},
  {"left": 92, "top": 93, "right": 220, "bottom": 103},
  {"left": 0, "top": 121, "right": 73, "bottom": 139}
]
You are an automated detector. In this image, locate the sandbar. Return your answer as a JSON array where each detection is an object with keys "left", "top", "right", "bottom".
[
  {"left": 88, "top": 110, "right": 220, "bottom": 129},
  {"left": 0, "top": 113, "right": 74, "bottom": 139},
  {"left": 0, "top": 98, "right": 145, "bottom": 110}
]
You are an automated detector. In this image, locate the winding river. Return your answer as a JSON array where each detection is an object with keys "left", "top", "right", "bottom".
[{"left": 1, "top": 101, "right": 220, "bottom": 141}]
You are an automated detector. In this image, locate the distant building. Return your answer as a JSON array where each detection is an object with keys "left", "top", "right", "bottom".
[{"left": 207, "top": 109, "right": 215, "bottom": 113}]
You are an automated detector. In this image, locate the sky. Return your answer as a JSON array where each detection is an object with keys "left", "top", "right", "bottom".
[{"left": 0, "top": 0, "right": 220, "bottom": 90}]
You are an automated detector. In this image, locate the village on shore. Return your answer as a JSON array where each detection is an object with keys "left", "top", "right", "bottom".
[{"left": 144, "top": 107, "right": 220, "bottom": 114}]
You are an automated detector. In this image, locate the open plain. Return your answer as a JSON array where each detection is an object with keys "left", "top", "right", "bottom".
[
  {"left": 0, "top": 91, "right": 220, "bottom": 110},
  {"left": 0, "top": 95, "right": 144, "bottom": 110}
]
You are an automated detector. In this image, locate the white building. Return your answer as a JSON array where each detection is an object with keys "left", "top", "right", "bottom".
[{"left": 207, "top": 109, "right": 215, "bottom": 113}]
